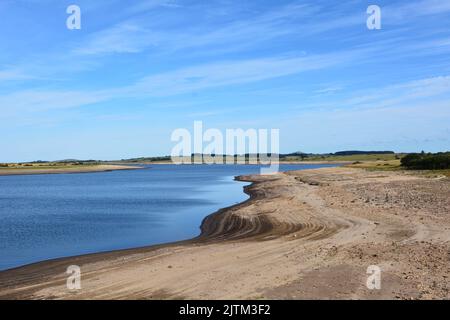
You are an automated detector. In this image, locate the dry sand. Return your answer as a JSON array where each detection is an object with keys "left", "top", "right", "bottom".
[
  {"left": 0, "top": 165, "right": 142, "bottom": 176},
  {"left": 0, "top": 167, "right": 449, "bottom": 299}
]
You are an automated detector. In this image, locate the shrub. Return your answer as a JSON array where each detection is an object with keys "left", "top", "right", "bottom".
[{"left": 401, "top": 152, "right": 450, "bottom": 170}]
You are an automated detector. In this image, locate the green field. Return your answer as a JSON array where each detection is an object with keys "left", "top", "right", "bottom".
[
  {"left": 282, "top": 153, "right": 401, "bottom": 162},
  {"left": 0, "top": 162, "right": 102, "bottom": 170},
  {"left": 345, "top": 159, "right": 401, "bottom": 170}
]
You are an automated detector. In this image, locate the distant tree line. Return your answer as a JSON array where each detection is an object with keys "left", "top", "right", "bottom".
[
  {"left": 401, "top": 152, "right": 450, "bottom": 170},
  {"left": 333, "top": 150, "right": 394, "bottom": 156}
]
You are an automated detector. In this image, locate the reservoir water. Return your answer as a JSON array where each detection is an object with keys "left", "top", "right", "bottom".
[{"left": 0, "top": 164, "right": 337, "bottom": 271}]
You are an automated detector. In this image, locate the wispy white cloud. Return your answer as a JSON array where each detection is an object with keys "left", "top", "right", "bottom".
[
  {"left": 128, "top": 50, "right": 363, "bottom": 96},
  {"left": 167, "top": 3, "right": 321, "bottom": 51},
  {"left": 0, "top": 48, "right": 362, "bottom": 116},
  {"left": 68, "top": 2, "right": 356, "bottom": 59},
  {"left": 72, "top": 23, "right": 157, "bottom": 56},
  {"left": 384, "top": 0, "right": 450, "bottom": 23},
  {"left": 70, "top": 3, "right": 313, "bottom": 57},
  {"left": 313, "top": 85, "right": 343, "bottom": 95},
  {"left": 7, "top": 52, "right": 450, "bottom": 120},
  {"left": 7, "top": 0, "right": 450, "bottom": 84},
  {"left": 341, "top": 76, "right": 450, "bottom": 110},
  {"left": 0, "top": 89, "right": 112, "bottom": 117},
  {"left": 125, "top": 0, "right": 182, "bottom": 14},
  {"left": 0, "top": 69, "right": 33, "bottom": 82},
  {"left": 3, "top": 2, "right": 450, "bottom": 119}
]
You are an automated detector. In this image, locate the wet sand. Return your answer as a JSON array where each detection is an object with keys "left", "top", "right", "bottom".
[{"left": 0, "top": 167, "right": 449, "bottom": 299}]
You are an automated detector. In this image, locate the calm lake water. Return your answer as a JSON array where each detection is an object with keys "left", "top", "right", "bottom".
[{"left": 0, "top": 164, "right": 337, "bottom": 271}]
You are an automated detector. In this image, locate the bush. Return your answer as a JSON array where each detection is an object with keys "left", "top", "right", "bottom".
[{"left": 401, "top": 152, "right": 450, "bottom": 170}]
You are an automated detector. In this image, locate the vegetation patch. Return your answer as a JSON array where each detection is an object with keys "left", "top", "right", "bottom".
[{"left": 400, "top": 152, "right": 450, "bottom": 170}]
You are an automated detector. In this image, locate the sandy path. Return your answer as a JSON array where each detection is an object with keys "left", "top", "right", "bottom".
[{"left": 0, "top": 167, "right": 448, "bottom": 299}]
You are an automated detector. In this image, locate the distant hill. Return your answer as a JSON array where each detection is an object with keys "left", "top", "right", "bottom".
[{"left": 55, "top": 159, "right": 99, "bottom": 163}]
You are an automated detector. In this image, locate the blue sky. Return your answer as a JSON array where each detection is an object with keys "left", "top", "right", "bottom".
[{"left": 1, "top": 0, "right": 450, "bottom": 162}]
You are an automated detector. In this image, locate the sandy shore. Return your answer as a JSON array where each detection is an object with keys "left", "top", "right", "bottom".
[
  {"left": 0, "top": 165, "right": 142, "bottom": 176},
  {"left": 0, "top": 167, "right": 449, "bottom": 299}
]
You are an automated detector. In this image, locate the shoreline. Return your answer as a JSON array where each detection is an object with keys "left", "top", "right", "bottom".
[
  {"left": 0, "top": 174, "right": 263, "bottom": 274},
  {"left": 0, "top": 167, "right": 449, "bottom": 299},
  {"left": 0, "top": 163, "right": 318, "bottom": 272},
  {"left": 0, "top": 164, "right": 143, "bottom": 176}
]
